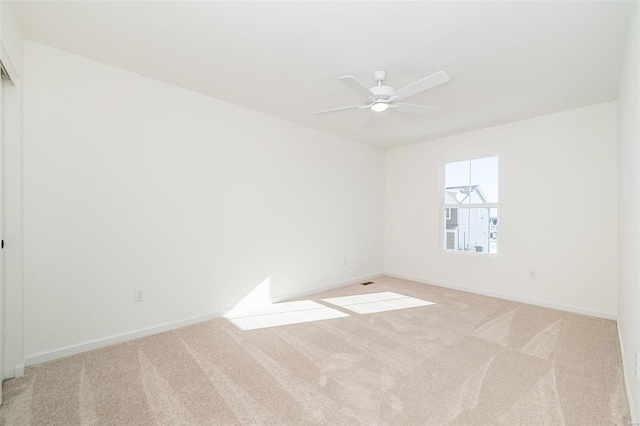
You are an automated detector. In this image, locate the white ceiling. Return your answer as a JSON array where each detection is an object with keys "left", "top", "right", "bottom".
[{"left": 13, "top": 1, "right": 631, "bottom": 150}]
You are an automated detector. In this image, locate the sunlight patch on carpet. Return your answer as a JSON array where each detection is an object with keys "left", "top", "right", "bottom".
[
  {"left": 225, "top": 300, "right": 349, "bottom": 330},
  {"left": 322, "top": 291, "right": 434, "bottom": 314}
]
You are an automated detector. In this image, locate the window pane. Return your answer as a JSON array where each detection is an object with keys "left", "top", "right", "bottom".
[
  {"left": 489, "top": 208, "right": 498, "bottom": 254},
  {"left": 469, "top": 208, "right": 491, "bottom": 253},
  {"left": 444, "top": 208, "right": 469, "bottom": 251},
  {"left": 445, "top": 160, "right": 470, "bottom": 205},
  {"left": 470, "top": 156, "right": 499, "bottom": 203}
]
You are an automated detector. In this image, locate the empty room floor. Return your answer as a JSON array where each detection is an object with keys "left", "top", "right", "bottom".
[{"left": 0, "top": 276, "right": 630, "bottom": 425}]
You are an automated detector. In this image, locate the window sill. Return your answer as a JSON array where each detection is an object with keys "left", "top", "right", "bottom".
[{"left": 441, "top": 249, "right": 500, "bottom": 258}]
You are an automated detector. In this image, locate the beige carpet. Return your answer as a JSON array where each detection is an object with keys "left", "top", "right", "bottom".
[{"left": 0, "top": 276, "right": 630, "bottom": 425}]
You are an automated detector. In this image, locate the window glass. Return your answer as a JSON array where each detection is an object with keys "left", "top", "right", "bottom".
[
  {"left": 443, "top": 208, "right": 470, "bottom": 251},
  {"left": 470, "top": 156, "right": 499, "bottom": 203},
  {"left": 469, "top": 208, "right": 490, "bottom": 253},
  {"left": 489, "top": 208, "right": 498, "bottom": 254},
  {"left": 445, "top": 160, "right": 470, "bottom": 204}
]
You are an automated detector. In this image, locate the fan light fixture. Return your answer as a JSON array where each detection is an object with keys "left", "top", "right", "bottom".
[{"left": 371, "top": 102, "right": 388, "bottom": 113}]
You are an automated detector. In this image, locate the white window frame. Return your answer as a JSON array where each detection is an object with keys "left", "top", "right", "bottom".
[{"left": 441, "top": 154, "right": 500, "bottom": 256}]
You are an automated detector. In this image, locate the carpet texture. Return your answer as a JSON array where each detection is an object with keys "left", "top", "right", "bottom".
[{"left": 0, "top": 276, "right": 630, "bottom": 425}]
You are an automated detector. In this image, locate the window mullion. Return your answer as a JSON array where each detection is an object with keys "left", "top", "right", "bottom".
[
  {"left": 444, "top": 203, "right": 498, "bottom": 208},
  {"left": 466, "top": 203, "right": 499, "bottom": 209}
]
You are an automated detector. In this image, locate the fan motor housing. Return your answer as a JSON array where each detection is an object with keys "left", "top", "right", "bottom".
[{"left": 369, "top": 85, "right": 394, "bottom": 100}]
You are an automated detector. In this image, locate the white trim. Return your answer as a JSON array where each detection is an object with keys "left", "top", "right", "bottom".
[
  {"left": 0, "top": 42, "right": 20, "bottom": 86},
  {"left": 443, "top": 202, "right": 499, "bottom": 209},
  {"left": 25, "top": 312, "right": 222, "bottom": 367},
  {"left": 618, "top": 324, "right": 637, "bottom": 423},
  {"left": 24, "top": 272, "right": 384, "bottom": 367},
  {"left": 384, "top": 272, "right": 616, "bottom": 320},
  {"left": 261, "top": 272, "right": 384, "bottom": 306},
  {"left": 220, "top": 272, "right": 385, "bottom": 315},
  {"left": 442, "top": 247, "right": 501, "bottom": 258},
  {"left": 1, "top": 75, "right": 25, "bottom": 381},
  {"left": 13, "top": 364, "right": 24, "bottom": 378}
]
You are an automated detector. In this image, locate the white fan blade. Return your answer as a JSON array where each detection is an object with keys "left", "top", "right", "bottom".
[
  {"left": 392, "top": 103, "right": 440, "bottom": 116},
  {"left": 364, "top": 112, "right": 378, "bottom": 128},
  {"left": 315, "top": 105, "right": 368, "bottom": 115},
  {"left": 338, "top": 76, "right": 375, "bottom": 100},
  {"left": 392, "top": 71, "right": 450, "bottom": 101}
]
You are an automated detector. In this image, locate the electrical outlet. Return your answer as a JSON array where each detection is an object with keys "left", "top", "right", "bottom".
[
  {"left": 343, "top": 257, "right": 348, "bottom": 266},
  {"left": 529, "top": 270, "right": 537, "bottom": 279},
  {"left": 134, "top": 288, "right": 144, "bottom": 303},
  {"left": 635, "top": 351, "right": 639, "bottom": 380}
]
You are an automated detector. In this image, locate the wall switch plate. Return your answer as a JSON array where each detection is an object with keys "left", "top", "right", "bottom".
[{"left": 134, "top": 288, "right": 144, "bottom": 303}]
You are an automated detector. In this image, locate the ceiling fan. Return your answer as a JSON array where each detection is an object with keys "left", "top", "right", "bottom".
[{"left": 315, "top": 70, "right": 450, "bottom": 128}]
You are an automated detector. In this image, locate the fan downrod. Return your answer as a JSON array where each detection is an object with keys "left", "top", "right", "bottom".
[{"left": 373, "top": 70, "right": 387, "bottom": 85}]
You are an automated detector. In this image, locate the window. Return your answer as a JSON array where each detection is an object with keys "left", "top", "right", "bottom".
[{"left": 443, "top": 156, "right": 498, "bottom": 254}]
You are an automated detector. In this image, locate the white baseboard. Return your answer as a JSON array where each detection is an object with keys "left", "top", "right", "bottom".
[
  {"left": 617, "top": 325, "right": 637, "bottom": 423},
  {"left": 14, "top": 364, "right": 24, "bottom": 378},
  {"left": 25, "top": 311, "right": 223, "bottom": 367},
  {"left": 24, "top": 272, "right": 384, "bottom": 368},
  {"left": 271, "top": 272, "right": 384, "bottom": 303},
  {"left": 383, "top": 272, "right": 616, "bottom": 320},
  {"left": 220, "top": 272, "right": 384, "bottom": 317}
]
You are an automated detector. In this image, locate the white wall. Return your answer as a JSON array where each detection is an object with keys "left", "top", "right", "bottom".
[
  {"left": 21, "top": 41, "right": 384, "bottom": 363},
  {"left": 385, "top": 101, "right": 618, "bottom": 317},
  {"left": 617, "top": 0, "right": 640, "bottom": 420}
]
